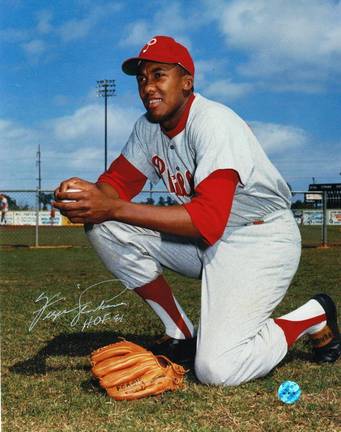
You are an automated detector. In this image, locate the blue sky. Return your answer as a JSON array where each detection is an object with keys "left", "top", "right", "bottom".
[{"left": 1, "top": 0, "right": 341, "bottom": 191}]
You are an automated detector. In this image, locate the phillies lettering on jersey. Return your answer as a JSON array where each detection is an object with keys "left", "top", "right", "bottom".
[{"left": 152, "top": 155, "right": 193, "bottom": 197}]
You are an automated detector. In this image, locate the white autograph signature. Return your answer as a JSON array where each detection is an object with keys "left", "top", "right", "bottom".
[{"left": 28, "top": 279, "right": 128, "bottom": 332}]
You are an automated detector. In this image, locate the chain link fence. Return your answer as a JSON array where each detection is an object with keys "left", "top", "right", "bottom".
[
  {"left": 0, "top": 189, "right": 340, "bottom": 248},
  {"left": 291, "top": 191, "right": 341, "bottom": 247}
]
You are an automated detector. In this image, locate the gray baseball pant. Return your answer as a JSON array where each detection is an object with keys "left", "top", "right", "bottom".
[{"left": 85, "top": 209, "right": 301, "bottom": 385}]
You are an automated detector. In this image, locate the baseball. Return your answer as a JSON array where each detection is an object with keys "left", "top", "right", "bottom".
[
  {"left": 277, "top": 381, "right": 301, "bottom": 404},
  {"left": 61, "top": 188, "right": 82, "bottom": 203}
]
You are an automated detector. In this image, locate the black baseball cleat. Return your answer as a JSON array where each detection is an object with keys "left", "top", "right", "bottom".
[
  {"left": 309, "top": 293, "right": 341, "bottom": 363},
  {"left": 149, "top": 335, "right": 197, "bottom": 366}
]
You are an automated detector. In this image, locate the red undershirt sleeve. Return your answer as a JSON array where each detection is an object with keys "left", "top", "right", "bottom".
[
  {"left": 96, "top": 154, "right": 147, "bottom": 201},
  {"left": 183, "top": 169, "right": 239, "bottom": 246}
]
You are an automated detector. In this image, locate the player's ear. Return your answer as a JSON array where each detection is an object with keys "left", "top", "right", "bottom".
[{"left": 182, "top": 74, "right": 193, "bottom": 91}]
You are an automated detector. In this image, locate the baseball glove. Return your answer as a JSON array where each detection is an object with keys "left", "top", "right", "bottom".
[{"left": 90, "top": 340, "right": 187, "bottom": 400}]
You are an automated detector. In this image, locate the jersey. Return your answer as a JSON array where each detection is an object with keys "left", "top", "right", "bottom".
[
  {"left": 121, "top": 93, "right": 291, "bottom": 228},
  {"left": 87, "top": 95, "right": 302, "bottom": 388}
]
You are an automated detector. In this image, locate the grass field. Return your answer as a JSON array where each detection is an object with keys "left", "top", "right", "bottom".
[
  {"left": 1, "top": 224, "right": 341, "bottom": 248},
  {"left": 1, "top": 239, "right": 341, "bottom": 431}
]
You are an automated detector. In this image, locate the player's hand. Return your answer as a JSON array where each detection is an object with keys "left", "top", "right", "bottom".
[
  {"left": 53, "top": 177, "right": 122, "bottom": 224},
  {"left": 54, "top": 177, "right": 91, "bottom": 197}
]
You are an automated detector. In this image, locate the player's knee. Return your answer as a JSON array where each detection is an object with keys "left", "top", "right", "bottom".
[
  {"left": 195, "top": 354, "right": 245, "bottom": 386},
  {"left": 84, "top": 221, "right": 118, "bottom": 254},
  {"left": 84, "top": 220, "right": 110, "bottom": 233},
  {"left": 194, "top": 357, "right": 230, "bottom": 386},
  {"left": 84, "top": 220, "right": 120, "bottom": 241}
]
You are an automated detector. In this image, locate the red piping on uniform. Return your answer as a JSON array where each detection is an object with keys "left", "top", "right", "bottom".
[
  {"left": 274, "top": 314, "right": 326, "bottom": 347},
  {"left": 135, "top": 275, "right": 193, "bottom": 339},
  {"left": 161, "top": 93, "right": 195, "bottom": 139},
  {"left": 97, "top": 154, "right": 147, "bottom": 201},
  {"left": 184, "top": 169, "right": 239, "bottom": 246}
]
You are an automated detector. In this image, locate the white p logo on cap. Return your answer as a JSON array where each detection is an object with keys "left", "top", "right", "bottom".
[{"left": 142, "top": 38, "right": 157, "bottom": 53}]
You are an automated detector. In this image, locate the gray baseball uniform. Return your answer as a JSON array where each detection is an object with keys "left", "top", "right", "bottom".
[{"left": 86, "top": 93, "right": 301, "bottom": 385}]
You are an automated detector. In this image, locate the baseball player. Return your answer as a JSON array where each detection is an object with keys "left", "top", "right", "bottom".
[
  {"left": 0, "top": 194, "right": 8, "bottom": 224},
  {"left": 54, "top": 36, "right": 340, "bottom": 386}
]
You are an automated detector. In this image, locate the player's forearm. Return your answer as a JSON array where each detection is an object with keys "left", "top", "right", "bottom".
[
  {"left": 96, "top": 182, "right": 120, "bottom": 199},
  {"left": 112, "top": 200, "right": 201, "bottom": 238},
  {"left": 54, "top": 183, "right": 201, "bottom": 238}
]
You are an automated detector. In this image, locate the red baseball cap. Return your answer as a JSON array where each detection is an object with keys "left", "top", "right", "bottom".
[{"left": 122, "top": 35, "right": 195, "bottom": 76}]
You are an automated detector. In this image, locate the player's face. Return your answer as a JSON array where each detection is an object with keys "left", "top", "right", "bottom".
[{"left": 136, "top": 61, "right": 193, "bottom": 130}]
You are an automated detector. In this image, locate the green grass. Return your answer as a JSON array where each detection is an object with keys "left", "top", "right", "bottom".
[
  {"left": 1, "top": 246, "right": 341, "bottom": 432},
  {"left": 299, "top": 225, "right": 341, "bottom": 247},
  {"left": 0, "top": 226, "right": 89, "bottom": 247},
  {"left": 1, "top": 225, "right": 341, "bottom": 248}
]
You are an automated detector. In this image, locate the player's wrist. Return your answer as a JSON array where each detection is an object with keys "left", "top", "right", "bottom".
[{"left": 107, "top": 197, "right": 126, "bottom": 221}]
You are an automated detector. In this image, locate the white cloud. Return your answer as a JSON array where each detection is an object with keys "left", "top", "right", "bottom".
[
  {"left": 0, "top": 118, "right": 42, "bottom": 146},
  {"left": 122, "top": 21, "right": 151, "bottom": 47},
  {"left": 249, "top": 121, "right": 308, "bottom": 153},
  {"left": 270, "top": 143, "right": 341, "bottom": 190},
  {"left": 1, "top": 11, "right": 52, "bottom": 62},
  {"left": 49, "top": 146, "right": 103, "bottom": 170},
  {"left": 1, "top": 112, "right": 339, "bottom": 191},
  {"left": 211, "top": 0, "right": 341, "bottom": 87},
  {"left": 0, "top": 119, "right": 42, "bottom": 187},
  {"left": 58, "top": 3, "right": 122, "bottom": 42},
  {"left": 194, "top": 59, "right": 230, "bottom": 88},
  {"left": 263, "top": 81, "right": 325, "bottom": 94},
  {"left": 204, "top": 79, "right": 253, "bottom": 101},
  {"left": 21, "top": 39, "right": 47, "bottom": 58},
  {"left": 36, "top": 10, "right": 53, "bottom": 34},
  {"left": 245, "top": 120, "right": 341, "bottom": 189},
  {"left": 0, "top": 101, "right": 142, "bottom": 189},
  {"left": 58, "top": 16, "right": 95, "bottom": 42},
  {"left": 53, "top": 105, "right": 103, "bottom": 141},
  {"left": 52, "top": 103, "right": 140, "bottom": 147},
  {"left": 195, "top": 59, "right": 254, "bottom": 102},
  {"left": 119, "top": 3, "right": 192, "bottom": 48},
  {"left": 53, "top": 95, "right": 72, "bottom": 107},
  {"left": 2, "top": 2, "right": 123, "bottom": 57},
  {"left": 0, "top": 27, "right": 29, "bottom": 43}
]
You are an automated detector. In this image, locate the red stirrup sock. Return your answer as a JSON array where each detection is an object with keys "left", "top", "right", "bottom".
[
  {"left": 274, "top": 299, "right": 326, "bottom": 347},
  {"left": 134, "top": 275, "right": 194, "bottom": 340}
]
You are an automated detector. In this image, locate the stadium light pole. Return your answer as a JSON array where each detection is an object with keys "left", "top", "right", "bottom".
[{"left": 96, "top": 79, "right": 116, "bottom": 171}]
